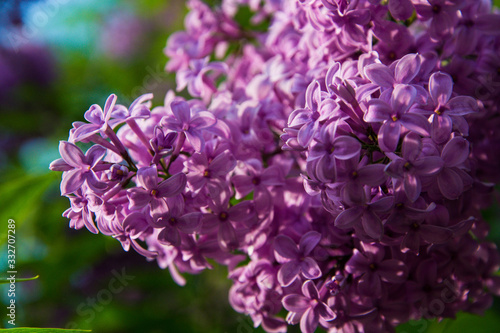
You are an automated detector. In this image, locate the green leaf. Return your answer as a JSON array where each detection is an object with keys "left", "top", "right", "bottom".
[
  {"left": 495, "top": 0, "right": 500, "bottom": 9},
  {"left": 1, "top": 329, "right": 91, "bottom": 333},
  {"left": 0, "top": 172, "right": 59, "bottom": 240},
  {"left": 0, "top": 275, "right": 39, "bottom": 284}
]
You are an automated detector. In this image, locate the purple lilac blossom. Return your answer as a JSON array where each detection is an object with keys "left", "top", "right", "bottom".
[{"left": 50, "top": 0, "right": 500, "bottom": 332}]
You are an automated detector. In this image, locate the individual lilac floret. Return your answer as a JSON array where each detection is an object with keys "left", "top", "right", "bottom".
[
  {"left": 436, "top": 136, "right": 471, "bottom": 200},
  {"left": 176, "top": 57, "right": 228, "bottom": 103},
  {"left": 274, "top": 231, "right": 322, "bottom": 287},
  {"left": 286, "top": 81, "right": 328, "bottom": 148},
  {"left": 345, "top": 243, "right": 408, "bottom": 298},
  {"left": 154, "top": 197, "right": 202, "bottom": 247},
  {"left": 365, "top": 84, "right": 430, "bottom": 152},
  {"left": 160, "top": 100, "right": 217, "bottom": 152},
  {"left": 62, "top": 186, "right": 102, "bottom": 234},
  {"left": 414, "top": 0, "right": 462, "bottom": 37},
  {"left": 363, "top": 53, "right": 422, "bottom": 96},
  {"left": 415, "top": 72, "right": 478, "bottom": 143},
  {"left": 385, "top": 132, "right": 443, "bottom": 202},
  {"left": 282, "top": 280, "right": 336, "bottom": 333},
  {"left": 231, "top": 159, "right": 285, "bottom": 216},
  {"left": 389, "top": 218, "right": 453, "bottom": 255},
  {"left": 127, "top": 165, "right": 187, "bottom": 215},
  {"left": 71, "top": 94, "right": 118, "bottom": 142},
  {"left": 201, "top": 190, "right": 256, "bottom": 251},
  {"left": 335, "top": 195, "right": 394, "bottom": 240},
  {"left": 185, "top": 150, "right": 236, "bottom": 196},
  {"left": 50, "top": 141, "right": 108, "bottom": 195},
  {"left": 150, "top": 127, "right": 177, "bottom": 165},
  {"left": 306, "top": 120, "right": 362, "bottom": 183}
]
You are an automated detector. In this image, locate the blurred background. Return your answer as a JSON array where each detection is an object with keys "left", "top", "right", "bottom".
[{"left": 0, "top": 0, "right": 499, "bottom": 332}]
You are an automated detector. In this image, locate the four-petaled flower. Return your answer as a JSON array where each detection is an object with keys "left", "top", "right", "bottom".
[{"left": 274, "top": 231, "right": 323, "bottom": 287}]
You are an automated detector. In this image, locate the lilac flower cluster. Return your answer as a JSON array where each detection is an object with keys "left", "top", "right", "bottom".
[{"left": 51, "top": 0, "right": 500, "bottom": 332}]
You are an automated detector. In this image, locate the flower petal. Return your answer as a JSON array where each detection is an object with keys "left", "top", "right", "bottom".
[
  {"left": 335, "top": 206, "right": 364, "bottom": 229},
  {"left": 59, "top": 141, "right": 85, "bottom": 168},
  {"left": 300, "top": 257, "right": 322, "bottom": 280},
  {"left": 157, "top": 172, "right": 187, "bottom": 197},
  {"left": 61, "top": 169, "right": 85, "bottom": 195},
  {"left": 437, "top": 168, "right": 464, "bottom": 200},
  {"left": 300, "top": 307, "right": 319, "bottom": 333},
  {"left": 282, "top": 294, "right": 310, "bottom": 313},
  {"left": 378, "top": 120, "right": 401, "bottom": 152},
  {"left": 395, "top": 53, "right": 421, "bottom": 84},
  {"left": 429, "top": 72, "right": 453, "bottom": 106},
  {"left": 299, "top": 231, "right": 322, "bottom": 256},
  {"left": 442, "top": 137, "right": 469, "bottom": 167},
  {"left": 364, "top": 63, "right": 395, "bottom": 88},
  {"left": 274, "top": 234, "right": 299, "bottom": 259},
  {"left": 278, "top": 261, "right": 301, "bottom": 287},
  {"left": 333, "top": 136, "right": 362, "bottom": 160}
]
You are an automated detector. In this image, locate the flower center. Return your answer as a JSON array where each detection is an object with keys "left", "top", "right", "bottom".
[
  {"left": 435, "top": 105, "right": 447, "bottom": 115},
  {"left": 219, "top": 212, "right": 229, "bottom": 221},
  {"left": 203, "top": 169, "right": 211, "bottom": 178},
  {"left": 252, "top": 177, "right": 261, "bottom": 185},
  {"left": 150, "top": 189, "right": 158, "bottom": 197},
  {"left": 432, "top": 5, "right": 441, "bottom": 14}
]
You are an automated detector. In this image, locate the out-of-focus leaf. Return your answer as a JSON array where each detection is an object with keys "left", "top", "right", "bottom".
[
  {"left": 0, "top": 172, "right": 59, "bottom": 240},
  {"left": 0, "top": 275, "right": 39, "bottom": 284}
]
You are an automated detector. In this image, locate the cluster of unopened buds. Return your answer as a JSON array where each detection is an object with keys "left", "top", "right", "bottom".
[{"left": 51, "top": 0, "right": 500, "bottom": 332}]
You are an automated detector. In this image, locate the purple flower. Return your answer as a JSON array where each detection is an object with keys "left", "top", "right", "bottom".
[
  {"left": 365, "top": 84, "right": 430, "bottom": 152},
  {"left": 364, "top": 53, "right": 422, "bottom": 93},
  {"left": 388, "top": 0, "right": 415, "bottom": 20},
  {"left": 150, "top": 127, "right": 177, "bottom": 165},
  {"left": 116, "top": 212, "right": 158, "bottom": 259},
  {"left": 155, "top": 197, "right": 202, "bottom": 247},
  {"left": 306, "top": 120, "right": 362, "bottom": 183},
  {"left": 385, "top": 132, "right": 443, "bottom": 202},
  {"left": 161, "top": 100, "right": 217, "bottom": 152},
  {"left": 335, "top": 195, "right": 394, "bottom": 240},
  {"left": 71, "top": 94, "right": 118, "bottom": 142},
  {"left": 62, "top": 186, "right": 102, "bottom": 234},
  {"left": 414, "top": 0, "right": 462, "bottom": 37},
  {"left": 274, "top": 231, "right": 322, "bottom": 287},
  {"left": 346, "top": 243, "right": 408, "bottom": 297},
  {"left": 416, "top": 72, "right": 478, "bottom": 143},
  {"left": 282, "top": 280, "right": 336, "bottom": 333},
  {"left": 286, "top": 80, "right": 327, "bottom": 148},
  {"left": 185, "top": 149, "right": 236, "bottom": 196},
  {"left": 231, "top": 159, "right": 285, "bottom": 216},
  {"left": 330, "top": 8, "right": 371, "bottom": 45},
  {"left": 390, "top": 218, "right": 453, "bottom": 254},
  {"left": 50, "top": 141, "right": 108, "bottom": 195},
  {"left": 176, "top": 57, "right": 228, "bottom": 103},
  {"left": 201, "top": 191, "right": 256, "bottom": 251},
  {"left": 109, "top": 93, "right": 153, "bottom": 126},
  {"left": 127, "top": 166, "right": 187, "bottom": 215},
  {"left": 436, "top": 136, "right": 471, "bottom": 200}
]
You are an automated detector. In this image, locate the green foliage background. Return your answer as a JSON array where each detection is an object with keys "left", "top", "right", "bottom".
[{"left": 0, "top": 1, "right": 499, "bottom": 332}]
